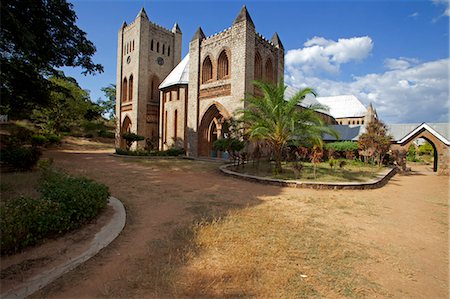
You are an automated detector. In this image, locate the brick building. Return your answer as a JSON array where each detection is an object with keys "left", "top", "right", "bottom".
[{"left": 116, "top": 6, "right": 284, "bottom": 156}]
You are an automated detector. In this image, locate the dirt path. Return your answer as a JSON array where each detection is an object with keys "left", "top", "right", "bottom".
[{"left": 32, "top": 150, "right": 448, "bottom": 298}]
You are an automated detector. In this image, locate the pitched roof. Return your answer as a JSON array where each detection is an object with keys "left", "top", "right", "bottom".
[
  {"left": 284, "top": 85, "right": 332, "bottom": 116},
  {"left": 388, "top": 123, "right": 450, "bottom": 145},
  {"left": 315, "top": 95, "right": 367, "bottom": 119},
  {"left": 323, "top": 122, "right": 450, "bottom": 145},
  {"left": 159, "top": 55, "right": 189, "bottom": 89}
]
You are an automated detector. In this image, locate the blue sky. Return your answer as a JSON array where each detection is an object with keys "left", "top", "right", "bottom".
[{"left": 64, "top": 0, "right": 449, "bottom": 123}]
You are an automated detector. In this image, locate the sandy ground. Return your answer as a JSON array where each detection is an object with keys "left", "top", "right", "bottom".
[{"left": 22, "top": 147, "right": 448, "bottom": 298}]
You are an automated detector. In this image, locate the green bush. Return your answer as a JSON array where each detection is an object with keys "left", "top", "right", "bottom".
[
  {"left": 122, "top": 132, "right": 145, "bottom": 149},
  {"left": 324, "top": 141, "right": 359, "bottom": 152},
  {"left": 160, "top": 147, "right": 185, "bottom": 156},
  {"left": 418, "top": 141, "right": 434, "bottom": 156},
  {"left": 46, "top": 134, "right": 61, "bottom": 144},
  {"left": 31, "top": 134, "right": 48, "bottom": 146},
  {"left": 0, "top": 169, "right": 109, "bottom": 254},
  {"left": 0, "top": 146, "right": 42, "bottom": 171}
]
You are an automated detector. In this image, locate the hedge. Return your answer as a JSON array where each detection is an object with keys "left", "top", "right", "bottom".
[
  {"left": 324, "top": 141, "right": 359, "bottom": 152},
  {"left": 0, "top": 169, "right": 109, "bottom": 255}
]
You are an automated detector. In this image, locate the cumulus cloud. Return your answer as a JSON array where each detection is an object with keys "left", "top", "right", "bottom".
[
  {"left": 384, "top": 57, "right": 420, "bottom": 70},
  {"left": 285, "top": 36, "right": 373, "bottom": 75},
  {"left": 432, "top": 0, "right": 450, "bottom": 19},
  {"left": 286, "top": 57, "right": 449, "bottom": 124}
]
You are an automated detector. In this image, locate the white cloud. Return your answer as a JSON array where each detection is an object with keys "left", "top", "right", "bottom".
[
  {"left": 285, "top": 36, "right": 373, "bottom": 75},
  {"left": 286, "top": 58, "right": 449, "bottom": 124},
  {"left": 409, "top": 12, "right": 419, "bottom": 18},
  {"left": 384, "top": 57, "right": 420, "bottom": 70},
  {"left": 432, "top": 0, "right": 450, "bottom": 18}
]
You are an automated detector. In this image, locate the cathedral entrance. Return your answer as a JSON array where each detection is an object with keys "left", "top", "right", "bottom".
[
  {"left": 120, "top": 116, "right": 132, "bottom": 148},
  {"left": 198, "top": 104, "right": 230, "bottom": 157}
]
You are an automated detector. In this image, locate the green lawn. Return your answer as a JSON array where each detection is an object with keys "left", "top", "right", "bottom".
[{"left": 234, "top": 160, "right": 385, "bottom": 182}]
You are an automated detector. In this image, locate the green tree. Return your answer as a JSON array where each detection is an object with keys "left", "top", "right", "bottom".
[
  {"left": 240, "top": 80, "right": 338, "bottom": 173},
  {"left": 98, "top": 84, "right": 116, "bottom": 119},
  {"left": 31, "top": 74, "right": 100, "bottom": 134},
  {"left": 0, "top": 0, "right": 103, "bottom": 118},
  {"left": 358, "top": 118, "right": 392, "bottom": 166}
]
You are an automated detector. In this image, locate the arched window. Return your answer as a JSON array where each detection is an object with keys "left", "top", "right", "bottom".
[
  {"left": 151, "top": 40, "right": 154, "bottom": 51},
  {"left": 202, "top": 56, "right": 213, "bottom": 83},
  {"left": 128, "top": 75, "right": 133, "bottom": 102},
  {"left": 168, "top": 46, "right": 171, "bottom": 57},
  {"left": 254, "top": 52, "right": 263, "bottom": 80},
  {"left": 217, "top": 50, "right": 229, "bottom": 79},
  {"left": 174, "top": 110, "right": 178, "bottom": 139},
  {"left": 122, "top": 77, "right": 128, "bottom": 102},
  {"left": 265, "top": 58, "right": 274, "bottom": 82},
  {"left": 162, "top": 44, "right": 165, "bottom": 55},
  {"left": 164, "top": 110, "right": 168, "bottom": 143},
  {"left": 157, "top": 42, "right": 160, "bottom": 53}
]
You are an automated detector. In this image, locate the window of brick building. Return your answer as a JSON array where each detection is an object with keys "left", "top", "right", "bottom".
[
  {"left": 151, "top": 40, "right": 154, "bottom": 51},
  {"left": 265, "top": 58, "right": 274, "bottom": 83},
  {"left": 122, "top": 77, "right": 128, "bottom": 102},
  {"left": 174, "top": 110, "right": 178, "bottom": 139},
  {"left": 128, "top": 75, "right": 133, "bottom": 101},
  {"left": 202, "top": 56, "right": 213, "bottom": 83},
  {"left": 254, "top": 52, "right": 262, "bottom": 80},
  {"left": 217, "top": 50, "right": 229, "bottom": 79},
  {"left": 168, "top": 46, "right": 171, "bottom": 57},
  {"left": 157, "top": 42, "right": 160, "bottom": 53},
  {"left": 162, "top": 44, "right": 165, "bottom": 55}
]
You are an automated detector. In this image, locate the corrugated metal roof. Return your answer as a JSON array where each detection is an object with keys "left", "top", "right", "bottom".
[
  {"left": 324, "top": 123, "right": 450, "bottom": 144},
  {"left": 387, "top": 123, "right": 450, "bottom": 144},
  {"left": 159, "top": 55, "right": 189, "bottom": 89},
  {"left": 315, "top": 95, "right": 367, "bottom": 119},
  {"left": 284, "top": 85, "right": 331, "bottom": 116}
]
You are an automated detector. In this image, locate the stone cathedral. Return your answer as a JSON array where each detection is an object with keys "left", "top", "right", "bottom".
[{"left": 116, "top": 6, "right": 284, "bottom": 157}]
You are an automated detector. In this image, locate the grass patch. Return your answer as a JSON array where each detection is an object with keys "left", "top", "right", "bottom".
[
  {"left": 121, "top": 158, "right": 218, "bottom": 173},
  {"left": 235, "top": 160, "right": 384, "bottom": 182}
]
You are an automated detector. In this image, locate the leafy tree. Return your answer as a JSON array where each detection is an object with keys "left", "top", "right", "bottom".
[
  {"left": 310, "top": 145, "right": 323, "bottom": 179},
  {"left": 0, "top": 0, "right": 103, "bottom": 118},
  {"left": 358, "top": 118, "right": 392, "bottom": 166},
  {"left": 98, "top": 84, "right": 116, "bottom": 119},
  {"left": 31, "top": 74, "right": 100, "bottom": 134},
  {"left": 239, "top": 80, "right": 338, "bottom": 173}
]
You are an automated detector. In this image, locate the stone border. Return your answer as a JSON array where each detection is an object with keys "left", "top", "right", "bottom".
[
  {"left": 3, "top": 197, "right": 126, "bottom": 299},
  {"left": 219, "top": 164, "right": 398, "bottom": 190},
  {"left": 110, "top": 153, "right": 180, "bottom": 159}
]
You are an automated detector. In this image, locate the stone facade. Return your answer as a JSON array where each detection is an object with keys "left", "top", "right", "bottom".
[
  {"left": 116, "top": 8, "right": 182, "bottom": 150},
  {"left": 160, "top": 6, "right": 284, "bottom": 157}
]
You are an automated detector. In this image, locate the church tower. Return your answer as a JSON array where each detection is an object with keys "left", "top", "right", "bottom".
[{"left": 116, "top": 8, "right": 182, "bottom": 149}]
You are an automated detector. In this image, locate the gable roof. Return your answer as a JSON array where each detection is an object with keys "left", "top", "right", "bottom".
[
  {"left": 159, "top": 55, "right": 189, "bottom": 89},
  {"left": 315, "top": 95, "right": 367, "bottom": 119},
  {"left": 388, "top": 123, "right": 450, "bottom": 145},
  {"left": 284, "top": 85, "right": 332, "bottom": 116}
]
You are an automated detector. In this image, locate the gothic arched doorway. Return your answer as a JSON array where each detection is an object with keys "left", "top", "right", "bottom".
[
  {"left": 120, "top": 116, "right": 132, "bottom": 148},
  {"left": 198, "top": 104, "right": 230, "bottom": 157}
]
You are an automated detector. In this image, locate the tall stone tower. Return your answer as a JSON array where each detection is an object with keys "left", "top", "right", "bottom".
[
  {"left": 184, "top": 6, "right": 284, "bottom": 157},
  {"left": 116, "top": 8, "right": 182, "bottom": 149}
]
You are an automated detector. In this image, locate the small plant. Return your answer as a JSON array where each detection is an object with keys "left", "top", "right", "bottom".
[
  {"left": 292, "top": 162, "right": 303, "bottom": 179},
  {"left": 339, "top": 160, "right": 347, "bottom": 169},
  {"left": 31, "top": 134, "right": 48, "bottom": 146},
  {"left": 310, "top": 145, "right": 324, "bottom": 179},
  {"left": 122, "top": 132, "right": 145, "bottom": 149},
  {"left": 0, "top": 146, "right": 42, "bottom": 171},
  {"left": 46, "top": 134, "right": 61, "bottom": 144},
  {"left": 329, "top": 157, "right": 337, "bottom": 170}
]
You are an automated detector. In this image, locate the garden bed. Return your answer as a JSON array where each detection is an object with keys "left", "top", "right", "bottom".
[{"left": 220, "top": 161, "right": 398, "bottom": 190}]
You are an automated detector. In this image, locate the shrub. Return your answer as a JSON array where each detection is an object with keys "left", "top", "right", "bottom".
[
  {"left": 0, "top": 169, "right": 109, "bottom": 254},
  {"left": 324, "top": 141, "right": 358, "bottom": 152},
  {"left": 162, "top": 147, "right": 185, "bottom": 156},
  {"left": 122, "top": 132, "right": 145, "bottom": 149},
  {"left": 46, "top": 134, "right": 61, "bottom": 144},
  {"left": 31, "top": 134, "right": 48, "bottom": 146},
  {"left": 0, "top": 146, "right": 42, "bottom": 171}
]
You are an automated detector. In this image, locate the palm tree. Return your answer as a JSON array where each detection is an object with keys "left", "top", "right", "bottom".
[{"left": 240, "top": 80, "right": 338, "bottom": 173}]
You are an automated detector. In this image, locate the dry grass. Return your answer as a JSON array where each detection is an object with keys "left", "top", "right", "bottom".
[
  {"left": 121, "top": 158, "right": 218, "bottom": 173},
  {"left": 235, "top": 161, "right": 383, "bottom": 182},
  {"left": 102, "top": 195, "right": 388, "bottom": 298}
]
